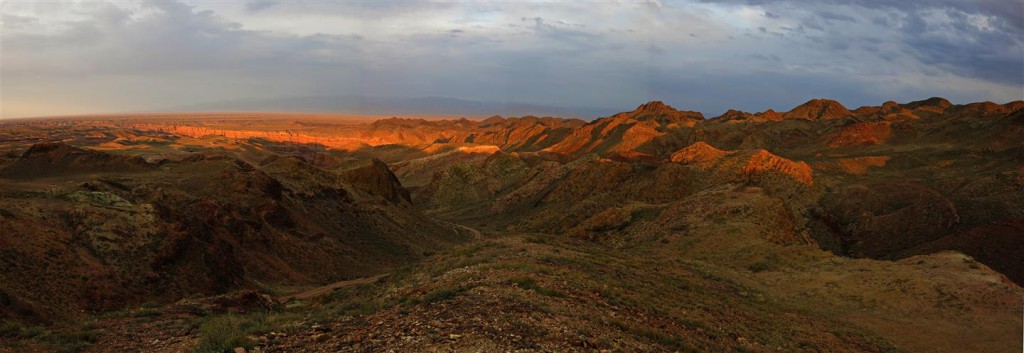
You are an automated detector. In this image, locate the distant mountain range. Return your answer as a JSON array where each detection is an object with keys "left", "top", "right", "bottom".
[{"left": 163, "top": 95, "right": 618, "bottom": 119}]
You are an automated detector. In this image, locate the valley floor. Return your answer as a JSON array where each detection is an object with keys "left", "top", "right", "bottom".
[{"left": 3, "top": 221, "right": 1019, "bottom": 353}]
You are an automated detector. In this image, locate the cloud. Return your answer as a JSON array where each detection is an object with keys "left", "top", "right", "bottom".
[
  {"left": 705, "top": 0, "right": 1023, "bottom": 29},
  {"left": 1, "top": 13, "right": 41, "bottom": 29},
  {"left": 722, "top": 1, "right": 1023, "bottom": 86},
  {"left": 245, "top": 1, "right": 277, "bottom": 13},
  {"left": 817, "top": 10, "right": 857, "bottom": 23},
  {"left": 896, "top": 9, "right": 1024, "bottom": 85},
  {"left": 1, "top": 0, "right": 1020, "bottom": 118}
]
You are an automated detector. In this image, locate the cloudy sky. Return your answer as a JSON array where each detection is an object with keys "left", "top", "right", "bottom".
[{"left": 2, "top": 0, "right": 1022, "bottom": 118}]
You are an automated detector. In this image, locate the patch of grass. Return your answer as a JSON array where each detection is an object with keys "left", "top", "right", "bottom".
[
  {"left": 420, "top": 286, "right": 467, "bottom": 304},
  {"left": 0, "top": 322, "right": 23, "bottom": 338},
  {"left": 507, "top": 276, "right": 565, "bottom": 298},
  {"left": 93, "top": 309, "right": 132, "bottom": 319},
  {"left": 524, "top": 234, "right": 550, "bottom": 244},
  {"left": 0, "top": 341, "right": 25, "bottom": 350},
  {"left": 334, "top": 297, "right": 384, "bottom": 317},
  {"left": 21, "top": 326, "right": 47, "bottom": 338},
  {"left": 78, "top": 321, "right": 100, "bottom": 331},
  {"left": 0, "top": 322, "right": 45, "bottom": 339},
  {"left": 449, "top": 243, "right": 486, "bottom": 258},
  {"left": 487, "top": 262, "right": 551, "bottom": 275},
  {"left": 36, "top": 329, "right": 100, "bottom": 353},
  {"left": 609, "top": 319, "right": 698, "bottom": 353},
  {"left": 538, "top": 253, "right": 600, "bottom": 273},
  {"left": 838, "top": 328, "right": 901, "bottom": 353},
  {"left": 680, "top": 318, "right": 708, "bottom": 331},
  {"left": 509, "top": 317, "right": 549, "bottom": 340},
  {"left": 393, "top": 284, "right": 476, "bottom": 308},
  {"left": 596, "top": 286, "right": 639, "bottom": 307},
  {"left": 191, "top": 314, "right": 272, "bottom": 353},
  {"left": 389, "top": 263, "right": 416, "bottom": 284},
  {"left": 429, "top": 249, "right": 498, "bottom": 277},
  {"left": 747, "top": 253, "right": 781, "bottom": 273},
  {"left": 130, "top": 308, "right": 162, "bottom": 318},
  {"left": 747, "top": 262, "right": 771, "bottom": 273}
]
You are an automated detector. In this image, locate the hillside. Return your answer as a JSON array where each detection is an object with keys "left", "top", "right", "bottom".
[
  {"left": 0, "top": 97, "right": 1021, "bottom": 353},
  {"left": 0, "top": 143, "right": 468, "bottom": 323}
]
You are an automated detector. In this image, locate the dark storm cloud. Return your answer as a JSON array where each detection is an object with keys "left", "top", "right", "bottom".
[
  {"left": 864, "top": 4, "right": 1023, "bottom": 85},
  {"left": 850, "top": 0, "right": 1024, "bottom": 29},
  {"left": 906, "top": 29, "right": 1024, "bottom": 85},
  {"left": 737, "top": 0, "right": 1024, "bottom": 85},
  {"left": 705, "top": 0, "right": 1023, "bottom": 29}
]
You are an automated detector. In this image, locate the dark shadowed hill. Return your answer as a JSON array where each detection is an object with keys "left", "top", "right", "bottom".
[{"left": 0, "top": 143, "right": 469, "bottom": 323}]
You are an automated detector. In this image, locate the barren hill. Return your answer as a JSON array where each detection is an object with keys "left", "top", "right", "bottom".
[
  {"left": 0, "top": 143, "right": 468, "bottom": 323},
  {"left": 0, "top": 98, "right": 1022, "bottom": 353}
]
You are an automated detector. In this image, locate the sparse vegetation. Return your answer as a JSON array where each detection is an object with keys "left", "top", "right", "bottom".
[
  {"left": 0, "top": 322, "right": 43, "bottom": 339},
  {"left": 1, "top": 100, "right": 1022, "bottom": 353},
  {"left": 36, "top": 330, "right": 100, "bottom": 353},
  {"left": 419, "top": 286, "right": 467, "bottom": 305},
  {"left": 130, "top": 309, "right": 162, "bottom": 318},
  {"left": 507, "top": 276, "right": 565, "bottom": 297},
  {"left": 190, "top": 314, "right": 270, "bottom": 353},
  {"left": 746, "top": 253, "right": 781, "bottom": 273}
]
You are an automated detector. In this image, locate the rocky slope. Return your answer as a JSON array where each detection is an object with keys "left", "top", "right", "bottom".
[
  {"left": 0, "top": 97, "right": 1022, "bottom": 352},
  {"left": 0, "top": 143, "right": 468, "bottom": 323},
  {"left": 542, "top": 101, "right": 704, "bottom": 158},
  {"left": 399, "top": 97, "right": 1024, "bottom": 285}
]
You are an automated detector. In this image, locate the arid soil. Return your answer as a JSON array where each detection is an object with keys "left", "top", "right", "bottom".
[{"left": 0, "top": 97, "right": 1021, "bottom": 352}]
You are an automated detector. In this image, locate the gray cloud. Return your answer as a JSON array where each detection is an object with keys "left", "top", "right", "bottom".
[
  {"left": 744, "top": 1, "right": 1024, "bottom": 85},
  {"left": 1, "top": 0, "right": 1020, "bottom": 118},
  {"left": 817, "top": 11, "right": 857, "bottom": 23},
  {"left": 245, "top": 1, "right": 277, "bottom": 13},
  {"left": 707, "top": 0, "right": 1023, "bottom": 29}
]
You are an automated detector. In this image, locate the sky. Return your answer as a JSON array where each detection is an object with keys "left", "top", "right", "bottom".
[{"left": 2, "top": 0, "right": 1022, "bottom": 118}]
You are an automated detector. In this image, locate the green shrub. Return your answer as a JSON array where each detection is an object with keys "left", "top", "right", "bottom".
[
  {"left": 508, "top": 276, "right": 566, "bottom": 298},
  {"left": 130, "top": 309, "right": 162, "bottom": 317},
  {"left": 421, "top": 287, "right": 464, "bottom": 304},
  {"left": 747, "top": 262, "right": 771, "bottom": 273},
  {"left": 609, "top": 319, "right": 698, "bottom": 353},
  {"left": 37, "top": 330, "right": 99, "bottom": 353},
  {"left": 0, "top": 322, "right": 22, "bottom": 338},
  {"left": 747, "top": 253, "right": 781, "bottom": 273},
  {"left": 0, "top": 322, "right": 45, "bottom": 339},
  {"left": 191, "top": 315, "right": 269, "bottom": 353}
]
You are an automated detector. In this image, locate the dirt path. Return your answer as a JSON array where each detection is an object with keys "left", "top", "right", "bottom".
[
  {"left": 434, "top": 218, "right": 483, "bottom": 240},
  {"left": 278, "top": 274, "right": 389, "bottom": 303}
]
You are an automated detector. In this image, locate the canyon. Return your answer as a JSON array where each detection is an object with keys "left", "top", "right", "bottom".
[{"left": 0, "top": 97, "right": 1021, "bottom": 352}]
